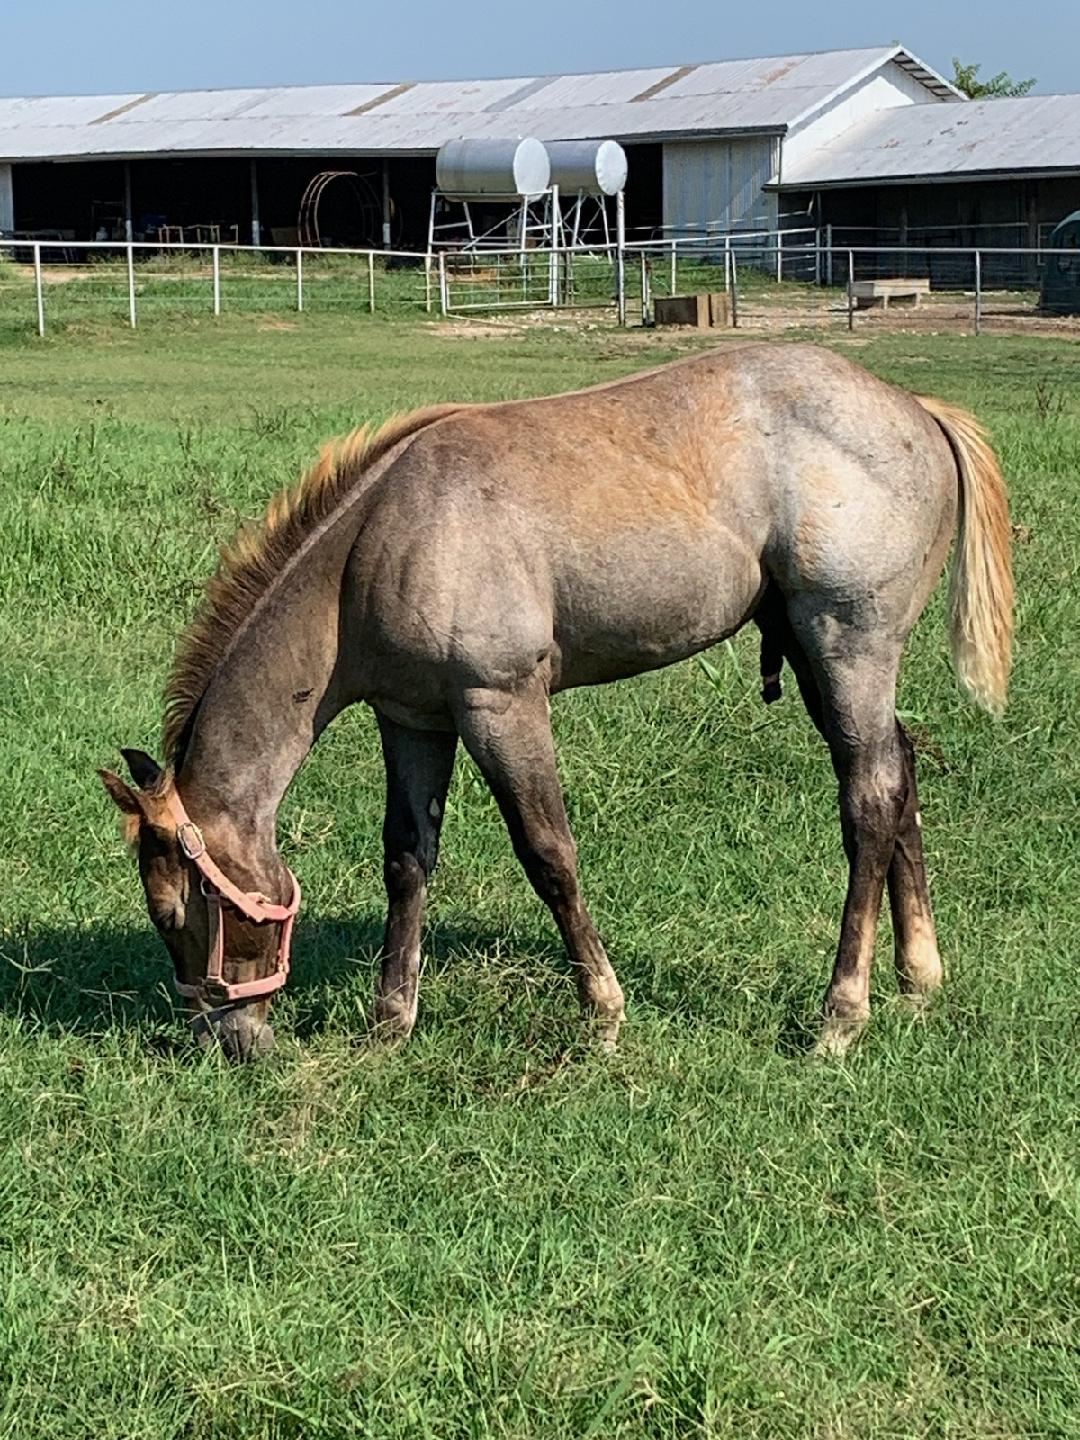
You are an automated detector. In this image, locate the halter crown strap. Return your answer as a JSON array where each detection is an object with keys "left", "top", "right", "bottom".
[{"left": 159, "top": 787, "right": 300, "bottom": 1006}]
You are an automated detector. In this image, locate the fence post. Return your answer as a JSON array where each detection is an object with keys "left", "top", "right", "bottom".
[
  {"left": 724, "top": 236, "right": 731, "bottom": 293},
  {"left": 775, "top": 227, "right": 783, "bottom": 284},
  {"left": 212, "top": 245, "right": 221, "bottom": 316},
  {"left": 825, "top": 224, "right": 833, "bottom": 288},
  {"left": 729, "top": 249, "right": 739, "bottom": 328},
  {"left": 615, "top": 191, "right": 627, "bottom": 326},
  {"left": 814, "top": 227, "right": 822, "bottom": 287},
  {"left": 32, "top": 243, "right": 45, "bottom": 336},
  {"left": 368, "top": 251, "right": 376, "bottom": 313},
  {"left": 126, "top": 241, "right": 137, "bottom": 328},
  {"left": 847, "top": 250, "right": 855, "bottom": 332},
  {"left": 974, "top": 250, "right": 982, "bottom": 336},
  {"left": 296, "top": 248, "right": 304, "bottom": 313},
  {"left": 424, "top": 253, "right": 433, "bottom": 314},
  {"left": 438, "top": 250, "right": 448, "bottom": 315},
  {"left": 670, "top": 239, "right": 677, "bottom": 296}
]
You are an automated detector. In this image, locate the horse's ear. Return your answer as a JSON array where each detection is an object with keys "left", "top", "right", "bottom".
[
  {"left": 120, "top": 748, "right": 164, "bottom": 791},
  {"left": 99, "top": 768, "right": 141, "bottom": 815}
]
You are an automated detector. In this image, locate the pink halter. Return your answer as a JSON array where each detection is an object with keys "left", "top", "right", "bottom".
[{"left": 162, "top": 788, "right": 301, "bottom": 1008}]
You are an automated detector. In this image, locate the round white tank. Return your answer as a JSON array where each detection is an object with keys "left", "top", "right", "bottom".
[
  {"left": 435, "top": 138, "right": 551, "bottom": 200},
  {"left": 544, "top": 140, "right": 628, "bottom": 196}
]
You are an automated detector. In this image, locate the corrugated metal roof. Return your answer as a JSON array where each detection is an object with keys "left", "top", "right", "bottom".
[
  {"left": 0, "top": 46, "right": 956, "bottom": 162},
  {"left": 780, "top": 94, "right": 1080, "bottom": 187}
]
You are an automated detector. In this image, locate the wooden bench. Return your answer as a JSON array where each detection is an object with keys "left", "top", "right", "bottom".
[{"left": 850, "top": 278, "right": 931, "bottom": 310}]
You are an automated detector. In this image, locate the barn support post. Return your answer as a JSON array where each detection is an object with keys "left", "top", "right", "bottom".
[
  {"left": 249, "top": 159, "right": 261, "bottom": 247},
  {"left": 123, "top": 162, "right": 133, "bottom": 242},
  {"left": 296, "top": 248, "right": 304, "bottom": 312},
  {"left": 729, "top": 248, "right": 739, "bottom": 328},
  {"left": 212, "top": 245, "right": 221, "bottom": 315},
  {"left": 381, "top": 160, "right": 392, "bottom": 249},
  {"left": 615, "top": 190, "right": 626, "bottom": 326},
  {"left": 0, "top": 163, "right": 14, "bottom": 235},
  {"left": 847, "top": 250, "right": 855, "bottom": 331},
  {"left": 974, "top": 250, "right": 982, "bottom": 336},
  {"left": 33, "top": 243, "right": 44, "bottom": 336},
  {"left": 1026, "top": 192, "right": 1040, "bottom": 283},
  {"left": 814, "top": 227, "right": 821, "bottom": 286},
  {"left": 126, "top": 242, "right": 136, "bottom": 328},
  {"left": 368, "top": 250, "right": 375, "bottom": 313},
  {"left": 825, "top": 224, "right": 833, "bottom": 287}
]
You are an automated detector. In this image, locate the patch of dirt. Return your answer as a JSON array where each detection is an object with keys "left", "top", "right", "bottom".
[{"left": 257, "top": 320, "right": 299, "bottom": 332}]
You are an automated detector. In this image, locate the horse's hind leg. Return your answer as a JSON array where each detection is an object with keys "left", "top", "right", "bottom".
[
  {"left": 373, "top": 712, "right": 458, "bottom": 1039},
  {"left": 452, "top": 677, "right": 625, "bottom": 1048},
  {"left": 887, "top": 726, "right": 943, "bottom": 1006},
  {"left": 759, "top": 596, "right": 943, "bottom": 1008},
  {"left": 787, "top": 600, "right": 908, "bottom": 1055}
]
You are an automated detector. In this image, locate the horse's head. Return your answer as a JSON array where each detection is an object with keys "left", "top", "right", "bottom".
[{"left": 99, "top": 748, "right": 298, "bottom": 1062}]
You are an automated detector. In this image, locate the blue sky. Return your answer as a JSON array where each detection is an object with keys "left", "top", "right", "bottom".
[{"left": 3, "top": 0, "right": 1075, "bottom": 96}]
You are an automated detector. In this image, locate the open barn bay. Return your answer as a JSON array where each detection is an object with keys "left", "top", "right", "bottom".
[{"left": 1, "top": 312, "right": 1078, "bottom": 1438}]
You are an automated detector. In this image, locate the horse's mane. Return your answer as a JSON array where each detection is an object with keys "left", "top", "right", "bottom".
[{"left": 162, "top": 404, "right": 463, "bottom": 764}]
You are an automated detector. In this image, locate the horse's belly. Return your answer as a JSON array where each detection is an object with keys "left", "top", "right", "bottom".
[{"left": 552, "top": 531, "right": 764, "bottom": 689}]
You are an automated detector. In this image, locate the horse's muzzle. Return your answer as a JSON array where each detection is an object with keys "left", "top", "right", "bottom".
[{"left": 191, "top": 1004, "right": 276, "bottom": 1062}]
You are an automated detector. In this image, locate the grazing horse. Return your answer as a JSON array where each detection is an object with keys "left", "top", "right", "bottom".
[{"left": 100, "top": 344, "right": 1013, "bottom": 1061}]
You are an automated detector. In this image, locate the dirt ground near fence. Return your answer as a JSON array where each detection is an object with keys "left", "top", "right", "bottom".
[{"left": 436, "top": 294, "right": 1080, "bottom": 343}]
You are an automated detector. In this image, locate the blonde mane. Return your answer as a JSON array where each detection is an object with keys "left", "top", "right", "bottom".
[{"left": 162, "top": 404, "right": 463, "bottom": 762}]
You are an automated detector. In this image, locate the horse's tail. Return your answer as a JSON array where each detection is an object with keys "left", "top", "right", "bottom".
[{"left": 915, "top": 395, "right": 1014, "bottom": 716}]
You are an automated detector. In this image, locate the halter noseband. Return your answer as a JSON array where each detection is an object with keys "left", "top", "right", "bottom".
[{"left": 161, "top": 789, "right": 300, "bottom": 1008}]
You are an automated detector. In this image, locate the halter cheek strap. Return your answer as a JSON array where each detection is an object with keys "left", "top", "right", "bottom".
[{"left": 160, "top": 789, "right": 300, "bottom": 1007}]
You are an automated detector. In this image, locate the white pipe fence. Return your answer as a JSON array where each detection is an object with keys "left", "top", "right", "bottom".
[
  {"left": 2, "top": 233, "right": 1078, "bottom": 337},
  {"left": 0, "top": 238, "right": 435, "bottom": 333}
]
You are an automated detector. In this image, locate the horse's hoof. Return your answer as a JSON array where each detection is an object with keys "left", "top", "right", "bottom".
[
  {"left": 812, "top": 1012, "right": 866, "bottom": 1060},
  {"left": 371, "top": 996, "right": 417, "bottom": 1044},
  {"left": 589, "top": 1010, "right": 624, "bottom": 1054}
]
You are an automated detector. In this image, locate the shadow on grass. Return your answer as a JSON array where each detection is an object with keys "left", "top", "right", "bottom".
[
  {"left": 0, "top": 910, "right": 827, "bottom": 1060},
  {"left": 0, "top": 912, "right": 570, "bottom": 1046}
]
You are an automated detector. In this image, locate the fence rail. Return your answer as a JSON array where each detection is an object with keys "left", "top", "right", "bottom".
[
  {"left": 3, "top": 233, "right": 1079, "bottom": 338},
  {"left": 0, "top": 239, "right": 436, "bottom": 334}
]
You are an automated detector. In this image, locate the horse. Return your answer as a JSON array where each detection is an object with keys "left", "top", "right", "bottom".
[{"left": 99, "top": 343, "right": 1013, "bottom": 1062}]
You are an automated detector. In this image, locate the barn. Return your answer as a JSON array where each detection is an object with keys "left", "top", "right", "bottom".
[
  {"left": 0, "top": 45, "right": 961, "bottom": 251},
  {"left": 774, "top": 92, "right": 1080, "bottom": 250}
]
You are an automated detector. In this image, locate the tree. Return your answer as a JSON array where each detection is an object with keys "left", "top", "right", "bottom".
[{"left": 951, "top": 59, "right": 1036, "bottom": 98}]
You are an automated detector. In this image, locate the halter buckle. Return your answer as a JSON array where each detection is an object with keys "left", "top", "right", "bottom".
[
  {"left": 198, "top": 975, "right": 235, "bottom": 1006},
  {"left": 177, "top": 821, "right": 206, "bottom": 860}
]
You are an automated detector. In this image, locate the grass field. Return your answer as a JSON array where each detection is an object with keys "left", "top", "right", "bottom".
[{"left": 1, "top": 307, "right": 1078, "bottom": 1439}]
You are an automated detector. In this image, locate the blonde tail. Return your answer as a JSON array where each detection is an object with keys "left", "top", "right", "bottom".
[{"left": 916, "top": 396, "right": 1014, "bottom": 716}]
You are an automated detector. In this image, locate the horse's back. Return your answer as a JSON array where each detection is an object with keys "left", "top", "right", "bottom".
[{"left": 345, "top": 344, "right": 959, "bottom": 704}]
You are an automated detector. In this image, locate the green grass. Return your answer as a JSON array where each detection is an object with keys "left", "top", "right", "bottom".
[{"left": 1, "top": 309, "right": 1079, "bottom": 1439}]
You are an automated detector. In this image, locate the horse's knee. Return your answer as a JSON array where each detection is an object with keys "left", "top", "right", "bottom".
[{"left": 383, "top": 851, "right": 427, "bottom": 902}]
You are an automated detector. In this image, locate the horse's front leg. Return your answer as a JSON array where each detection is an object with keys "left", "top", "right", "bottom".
[
  {"left": 373, "top": 711, "right": 458, "bottom": 1040},
  {"left": 452, "top": 674, "right": 625, "bottom": 1049}
]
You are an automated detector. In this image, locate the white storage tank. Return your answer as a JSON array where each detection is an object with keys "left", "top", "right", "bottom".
[
  {"left": 435, "top": 138, "right": 551, "bottom": 200},
  {"left": 545, "top": 140, "right": 628, "bottom": 196}
]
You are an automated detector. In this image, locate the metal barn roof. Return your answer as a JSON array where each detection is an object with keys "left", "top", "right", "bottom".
[
  {"left": 779, "top": 93, "right": 1080, "bottom": 187},
  {"left": 0, "top": 46, "right": 958, "bottom": 162}
]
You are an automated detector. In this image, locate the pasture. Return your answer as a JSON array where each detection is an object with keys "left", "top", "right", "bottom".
[{"left": 1, "top": 308, "right": 1078, "bottom": 1438}]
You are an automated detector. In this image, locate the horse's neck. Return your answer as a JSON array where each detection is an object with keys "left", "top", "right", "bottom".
[{"left": 176, "top": 597, "right": 347, "bottom": 880}]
